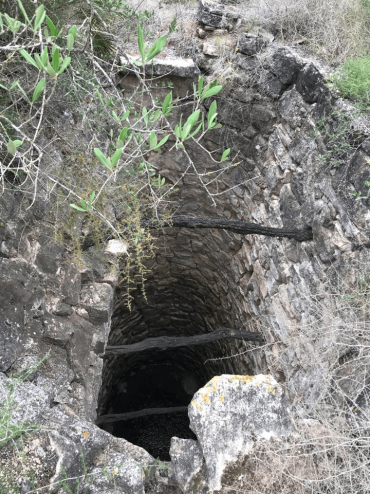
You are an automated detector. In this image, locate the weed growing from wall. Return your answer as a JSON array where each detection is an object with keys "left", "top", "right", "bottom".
[{"left": 0, "top": 1, "right": 237, "bottom": 305}]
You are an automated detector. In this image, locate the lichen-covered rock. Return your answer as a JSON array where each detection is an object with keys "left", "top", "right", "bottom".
[
  {"left": 0, "top": 373, "right": 151, "bottom": 492},
  {"left": 188, "top": 374, "right": 294, "bottom": 491},
  {"left": 170, "top": 438, "right": 204, "bottom": 493}
]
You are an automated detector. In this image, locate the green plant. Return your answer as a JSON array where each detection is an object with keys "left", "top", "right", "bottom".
[
  {"left": 352, "top": 180, "right": 370, "bottom": 200},
  {"left": 0, "top": 1, "right": 234, "bottom": 308},
  {"left": 315, "top": 104, "right": 366, "bottom": 167},
  {"left": 331, "top": 56, "right": 370, "bottom": 102}
]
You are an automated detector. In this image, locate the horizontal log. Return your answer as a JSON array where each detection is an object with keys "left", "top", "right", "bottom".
[
  {"left": 102, "top": 326, "right": 263, "bottom": 357},
  {"left": 144, "top": 215, "right": 313, "bottom": 242},
  {"left": 96, "top": 406, "right": 188, "bottom": 425},
  {"left": 82, "top": 215, "right": 312, "bottom": 249}
]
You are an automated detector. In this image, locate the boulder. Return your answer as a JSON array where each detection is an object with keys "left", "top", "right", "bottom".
[
  {"left": 268, "top": 47, "right": 305, "bottom": 85},
  {"left": 197, "top": 0, "right": 239, "bottom": 30},
  {"left": 188, "top": 374, "right": 295, "bottom": 491},
  {"left": 296, "top": 62, "right": 329, "bottom": 104},
  {"left": 237, "top": 34, "right": 268, "bottom": 56}
]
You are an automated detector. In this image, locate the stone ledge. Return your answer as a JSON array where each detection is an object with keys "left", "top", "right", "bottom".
[{"left": 120, "top": 55, "right": 200, "bottom": 78}]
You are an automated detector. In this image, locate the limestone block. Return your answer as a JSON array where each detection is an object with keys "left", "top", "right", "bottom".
[
  {"left": 170, "top": 438, "right": 204, "bottom": 493},
  {"left": 203, "top": 42, "right": 220, "bottom": 57},
  {"left": 188, "top": 374, "right": 294, "bottom": 491},
  {"left": 120, "top": 55, "right": 200, "bottom": 78},
  {"left": 79, "top": 453, "right": 145, "bottom": 494}
]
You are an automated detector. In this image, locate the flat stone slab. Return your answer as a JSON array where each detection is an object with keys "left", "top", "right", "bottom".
[{"left": 120, "top": 56, "right": 200, "bottom": 78}]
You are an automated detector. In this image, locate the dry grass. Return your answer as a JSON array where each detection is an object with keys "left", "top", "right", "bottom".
[{"left": 244, "top": 0, "right": 370, "bottom": 62}]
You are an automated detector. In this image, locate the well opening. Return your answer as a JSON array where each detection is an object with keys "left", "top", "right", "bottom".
[{"left": 96, "top": 232, "right": 256, "bottom": 459}]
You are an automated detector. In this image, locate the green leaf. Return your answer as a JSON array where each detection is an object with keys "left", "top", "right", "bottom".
[
  {"left": 19, "top": 49, "right": 39, "bottom": 69},
  {"left": 89, "top": 191, "right": 96, "bottom": 205},
  {"left": 4, "top": 13, "right": 13, "bottom": 30},
  {"left": 174, "top": 125, "right": 181, "bottom": 139},
  {"left": 94, "top": 148, "right": 107, "bottom": 167},
  {"left": 152, "top": 109, "right": 161, "bottom": 122},
  {"left": 138, "top": 24, "right": 145, "bottom": 63},
  {"left": 52, "top": 47, "right": 60, "bottom": 72},
  {"left": 116, "top": 139, "right": 123, "bottom": 148},
  {"left": 162, "top": 91, "right": 172, "bottom": 115},
  {"left": 201, "top": 85, "right": 222, "bottom": 99},
  {"left": 43, "top": 27, "right": 50, "bottom": 40},
  {"left": 182, "top": 109, "right": 200, "bottom": 139},
  {"left": 34, "top": 54, "right": 46, "bottom": 71},
  {"left": 68, "top": 25, "right": 77, "bottom": 41},
  {"left": 57, "top": 56, "right": 71, "bottom": 75},
  {"left": 121, "top": 110, "right": 130, "bottom": 121},
  {"left": 32, "top": 78, "right": 46, "bottom": 103},
  {"left": 67, "top": 33, "right": 74, "bottom": 52},
  {"left": 149, "top": 131, "right": 157, "bottom": 150},
  {"left": 181, "top": 122, "right": 192, "bottom": 141},
  {"left": 119, "top": 127, "right": 130, "bottom": 141},
  {"left": 7, "top": 140, "right": 16, "bottom": 155},
  {"left": 96, "top": 90, "right": 104, "bottom": 105},
  {"left": 34, "top": 5, "right": 46, "bottom": 31},
  {"left": 111, "top": 148, "right": 122, "bottom": 167},
  {"left": 70, "top": 204, "right": 88, "bottom": 212},
  {"left": 169, "top": 17, "right": 177, "bottom": 33},
  {"left": 177, "top": 142, "right": 184, "bottom": 149},
  {"left": 142, "top": 107, "right": 148, "bottom": 125},
  {"left": 13, "top": 20, "right": 21, "bottom": 34},
  {"left": 45, "top": 62, "right": 56, "bottom": 78},
  {"left": 40, "top": 47, "right": 48, "bottom": 66},
  {"left": 17, "top": 0, "right": 30, "bottom": 24},
  {"left": 146, "top": 34, "right": 168, "bottom": 63},
  {"left": 46, "top": 16, "right": 57, "bottom": 37},
  {"left": 0, "top": 14, "right": 3, "bottom": 31},
  {"left": 221, "top": 148, "right": 230, "bottom": 161},
  {"left": 207, "top": 100, "right": 217, "bottom": 128},
  {"left": 198, "top": 76, "right": 204, "bottom": 98},
  {"left": 155, "top": 135, "right": 169, "bottom": 149},
  {"left": 112, "top": 110, "right": 120, "bottom": 123},
  {"left": 187, "top": 122, "right": 202, "bottom": 140}
]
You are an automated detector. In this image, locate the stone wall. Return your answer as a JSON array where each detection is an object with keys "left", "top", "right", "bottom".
[{"left": 1, "top": 2, "right": 370, "bottom": 491}]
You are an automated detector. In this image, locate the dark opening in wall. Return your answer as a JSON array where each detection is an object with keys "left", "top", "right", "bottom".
[{"left": 96, "top": 230, "right": 256, "bottom": 459}]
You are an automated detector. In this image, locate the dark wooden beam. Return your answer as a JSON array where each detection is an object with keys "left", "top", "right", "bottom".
[
  {"left": 102, "top": 326, "right": 263, "bottom": 357},
  {"left": 83, "top": 215, "right": 313, "bottom": 249},
  {"left": 96, "top": 406, "right": 188, "bottom": 425},
  {"left": 144, "top": 215, "right": 313, "bottom": 242}
]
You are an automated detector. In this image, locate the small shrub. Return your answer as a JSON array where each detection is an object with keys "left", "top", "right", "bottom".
[{"left": 331, "top": 57, "right": 370, "bottom": 103}]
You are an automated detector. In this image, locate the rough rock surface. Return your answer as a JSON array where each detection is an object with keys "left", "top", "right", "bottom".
[
  {"left": 197, "top": 0, "right": 239, "bottom": 29},
  {"left": 188, "top": 375, "right": 294, "bottom": 490},
  {"left": 170, "top": 438, "right": 204, "bottom": 493},
  {"left": 0, "top": 373, "right": 151, "bottom": 493},
  {"left": 237, "top": 34, "right": 268, "bottom": 56}
]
